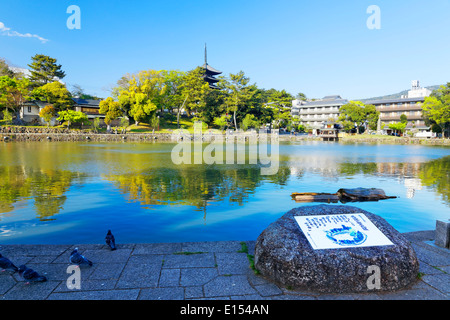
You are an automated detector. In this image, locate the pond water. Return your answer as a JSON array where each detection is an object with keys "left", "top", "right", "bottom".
[{"left": 0, "top": 140, "right": 448, "bottom": 244}]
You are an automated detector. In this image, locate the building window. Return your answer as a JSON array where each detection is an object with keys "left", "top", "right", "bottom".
[{"left": 28, "top": 106, "right": 32, "bottom": 113}]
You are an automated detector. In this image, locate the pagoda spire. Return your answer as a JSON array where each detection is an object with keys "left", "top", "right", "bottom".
[{"left": 201, "top": 44, "right": 222, "bottom": 89}]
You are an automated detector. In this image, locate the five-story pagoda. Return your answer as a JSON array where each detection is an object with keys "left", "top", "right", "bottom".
[{"left": 201, "top": 44, "right": 222, "bottom": 89}]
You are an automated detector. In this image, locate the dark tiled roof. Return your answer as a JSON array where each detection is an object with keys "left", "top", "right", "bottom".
[
  {"left": 201, "top": 64, "right": 222, "bottom": 75},
  {"left": 72, "top": 98, "right": 101, "bottom": 107}
]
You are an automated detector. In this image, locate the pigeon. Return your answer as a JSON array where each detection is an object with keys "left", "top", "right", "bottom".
[
  {"left": 0, "top": 253, "right": 18, "bottom": 273},
  {"left": 17, "top": 265, "right": 47, "bottom": 284},
  {"left": 69, "top": 247, "right": 93, "bottom": 267},
  {"left": 105, "top": 230, "right": 117, "bottom": 251}
]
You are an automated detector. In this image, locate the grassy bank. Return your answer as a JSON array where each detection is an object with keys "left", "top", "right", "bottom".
[{"left": 339, "top": 134, "right": 450, "bottom": 146}]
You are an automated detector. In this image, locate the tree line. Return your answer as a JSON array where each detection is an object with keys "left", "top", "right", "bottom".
[
  {"left": 1, "top": 54, "right": 449, "bottom": 136},
  {"left": 101, "top": 67, "right": 306, "bottom": 131},
  {"left": 0, "top": 55, "right": 306, "bottom": 131},
  {"left": 0, "top": 55, "right": 103, "bottom": 127}
]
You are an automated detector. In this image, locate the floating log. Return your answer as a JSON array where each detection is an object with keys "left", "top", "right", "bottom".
[
  {"left": 291, "top": 193, "right": 340, "bottom": 203},
  {"left": 291, "top": 188, "right": 396, "bottom": 203}
]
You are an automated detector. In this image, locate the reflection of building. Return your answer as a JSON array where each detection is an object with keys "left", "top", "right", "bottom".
[
  {"left": 292, "top": 95, "right": 348, "bottom": 133},
  {"left": 376, "top": 162, "right": 422, "bottom": 176},
  {"left": 365, "top": 81, "right": 432, "bottom": 134},
  {"left": 404, "top": 178, "right": 423, "bottom": 199}
]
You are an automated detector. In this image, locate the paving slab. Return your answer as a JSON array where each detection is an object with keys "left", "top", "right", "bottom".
[
  {"left": 180, "top": 268, "right": 218, "bottom": 286},
  {"left": 138, "top": 287, "right": 185, "bottom": 300},
  {"left": 2, "top": 281, "right": 60, "bottom": 300},
  {"left": 203, "top": 275, "right": 258, "bottom": 298},
  {"left": 47, "top": 289, "right": 140, "bottom": 300},
  {"left": 215, "top": 252, "right": 250, "bottom": 275},
  {"left": 159, "top": 268, "right": 180, "bottom": 287},
  {"left": 163, "top": 252, "right": 216, "bottom": 268}
]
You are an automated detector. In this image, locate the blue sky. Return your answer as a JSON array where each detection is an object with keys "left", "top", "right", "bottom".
[{"left": 1, "top": 0, "right": 449, "bottom": 100}]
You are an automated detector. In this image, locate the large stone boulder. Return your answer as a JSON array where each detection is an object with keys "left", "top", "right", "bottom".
[{"left": 254, "top": 205, "right": 419, "bottom": 293}]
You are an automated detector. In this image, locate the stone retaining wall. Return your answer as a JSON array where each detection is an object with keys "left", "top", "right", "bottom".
[
  {"left": 0, "top": 132, "right": 173, "bottom": 142},
  {"left": 0, "top": 126, "right": 448, "bottom": 145}
]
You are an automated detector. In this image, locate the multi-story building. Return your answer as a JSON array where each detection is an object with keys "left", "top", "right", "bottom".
[
  {"left": 365, "top": 81, "right": 432, "bottom": 134},
  {"left": 292, "top": 95, "right": 348, "bottom": 133}
]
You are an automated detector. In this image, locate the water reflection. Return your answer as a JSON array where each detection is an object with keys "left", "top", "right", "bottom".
[
  {"left": 0, "top": 142, "right": 448, "bottom": 226},
  {"left": 0, "top": 166, "right": 86, "bottom": 220},
  {"left": 418, "top": 156, "right": 450, "bottom": 204},
  {"left": 102, "top": 156, "right": 449, "bottom": 212},
  {"left": 104, "top": 165, "right": 293, "bottom": 211}
]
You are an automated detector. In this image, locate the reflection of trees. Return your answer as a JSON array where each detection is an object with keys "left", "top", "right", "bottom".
[
  {"left": 418, "top": 156, "right": 450, "bottom": 205},
  {"left": 0, "top": 166, "right": 85, "bottom": 220},
  {"left": 105, "top": 165, "right": 292, "bottom": 211},
  {"left": 335, "top": 158, "right": 449, "bottom": 205},
  {"left": 338, "top": 163, "right": 378, "bottom": 176}
]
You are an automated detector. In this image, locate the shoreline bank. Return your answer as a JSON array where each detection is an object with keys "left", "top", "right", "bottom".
[{"left": 1, "top": 131, "right": 449, "bottom": 145}]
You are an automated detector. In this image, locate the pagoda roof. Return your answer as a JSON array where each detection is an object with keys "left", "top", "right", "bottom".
[
  {"left": 203, "top": 74, "right": 220, "bottom": 83},
  {"left": 201, "top": 64, "right": 222, "bottom": 75}
]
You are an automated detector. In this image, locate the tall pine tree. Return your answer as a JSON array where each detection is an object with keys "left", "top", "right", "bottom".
[{"left": 28, "top": 54, "right": 66, "bottom": 86}]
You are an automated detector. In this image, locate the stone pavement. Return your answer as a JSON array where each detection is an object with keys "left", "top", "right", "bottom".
[{"left": 0, "top": 231, "right": 448, "bottom": 300}]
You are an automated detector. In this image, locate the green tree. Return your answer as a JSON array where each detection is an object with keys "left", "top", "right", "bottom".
[
  {"left": 213, "top": 114, "right": 230, "bottom": 130},
  {"left": 221, "top": 71, "right": 254, "bottom": 130},
  {"left": 129, "top": 93, "right": 157, "bottom": 125},
  {"left": 267, "top": 89, "right": 294, "bottom": 109},
  {"left": 159, "top": 70, "right": 185, "bottom": 114},
  {"left": 99, "top": 97, "right": 122, "bottom": 131},
  {"left": 2, "top": 109, "right": 12, "bottom": 125},
  {"left": 31, "top": 81, "right": 73, "bottom": 110},
  {"left": 0, "top": 76, "right": 31, "bottom": 123},
  {"left": 0, "top": 58, "right": 16, "bottom": 78},
  {"left": 388, "top": 122, "right": 406, "bottom": 135},
  {"left": 241, "top": 114, "right": 259, "bottom": 131},
  {"left": 179, "top": 67, "right": 210, "bottom": 118},
  {"left": 365, "top": 104, "right": 379, "bottom": 130},
  {"left": 92, "top": 117, "right": 101, "bottom": 133},
  {"left": 296, "top": 92, "right": 307, "bottom": 101},
  {"left": 114, "top": 70, "right": 166, "bottom": 125},
  {"left": 423, "top": 83, "right": 450, "bottom": 137},
  {"left": 39, "top": 105, "right": 56, "bottom": 127},
  {"left": 28, "top": 54, "right": 66, "bottom": 86},
  {"left": 338, "top": 101, "right": 378, "bottom": 133},
  {"left": 297, "top": 124, "right": 306, "bottom": 132},
  {"left": 57, "top": 110, "right": 89, "bottom": 128},
  {"left": 400, "top": 114, "right": 408, "bottom": 124}
]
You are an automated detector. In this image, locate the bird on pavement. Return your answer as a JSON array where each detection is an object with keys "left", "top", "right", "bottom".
[
  {"left": 69, "top": 247, "right": 93, "bottom": 267},
  {"left": 105, "top": 230, "right": 117, "bottom": 251},
  {"left": 0, "top": 253, "right": 18, "bottom": 273},
  {"left": 17, "top": 265, "right": 47, "bottom": 284}
]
